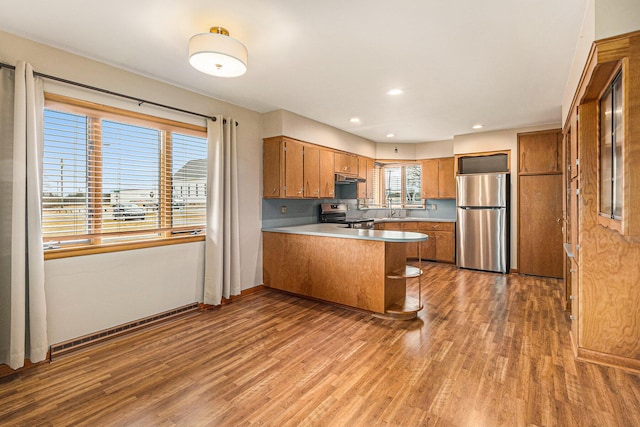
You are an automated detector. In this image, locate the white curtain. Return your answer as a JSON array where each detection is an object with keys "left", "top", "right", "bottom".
[
  {"left": 0, "top": 61, "right": 48, "bottom": 370},
  {"left": 203, "top": 116, "right": 241, "bottom": 305}
]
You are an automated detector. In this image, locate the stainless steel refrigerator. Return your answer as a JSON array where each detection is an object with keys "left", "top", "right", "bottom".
[{"left": 456, "top": 173, "right": 510, "bottom": 273}]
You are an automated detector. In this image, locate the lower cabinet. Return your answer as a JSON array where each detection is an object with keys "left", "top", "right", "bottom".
[{"left": 375, "top": 221, "right": 455, "bottom": 263}]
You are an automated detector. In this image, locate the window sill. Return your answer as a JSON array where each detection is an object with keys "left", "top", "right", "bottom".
[{"left": 43, "top": 234, "right": 205, "bottom": 260}]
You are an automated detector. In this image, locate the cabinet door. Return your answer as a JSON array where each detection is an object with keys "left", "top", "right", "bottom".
[
  {"left": 421, "top": 159, "right": 439, "bottom": 199},
  {"left": 319, "top": 149, "right": 335, "bottom": 198},
  {"left": 358, "top": 157, "right": 367, "bottom": 179},
  {"left": 518, "top": 129, "right": 562, "bottom": 174},
  {"left": 435, "top": 231, "right": 455, "bottom": 263},
  {"left": 401, "top": 222, "right": 419, "bottom": 259},
  {"left": 303, "top": 145, "right": 320, "bottom": 198},
  {"left": 420, "top": 232, "right": 436, "bottom": 260},
  {"left": 438, "top": 157, "right": 456, "bottom": 198},
  {"left": 518, "top": 174, "right": 563, "bottom": 278},
  {"left": 335, "top": 152, "right": 358, "bottom": 175},
  {"left": 284, "top": 139, "right": 304, "bottom": 198},
  {"left": 263, "top": 139, "right": 282, "bottom": 198}
]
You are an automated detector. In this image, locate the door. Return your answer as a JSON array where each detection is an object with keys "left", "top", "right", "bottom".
[
  {"left": 518, "top": 174, "right": 563, "bottom": 278},
  {"left": 457, "top": 207, "right": 508, "bottom": 273}
]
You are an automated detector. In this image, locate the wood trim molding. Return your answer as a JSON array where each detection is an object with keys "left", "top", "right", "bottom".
[
  {"left": 453, "top": 150, "right": 511, "bottom": 175},
  {"left": 577, "top": 347, "right": 640, "bottom": 373},
  {"left": 44, "top": 234, "right": 205, "bottom": 260}
]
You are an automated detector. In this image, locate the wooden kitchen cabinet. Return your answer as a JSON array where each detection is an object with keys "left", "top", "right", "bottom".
[
  {"left": 264, "top": 136, "right": 305, "bottom": 198},
  {"left": 263, "top": 136, "right": 318, "bottom": 198},
  {"left": 357, "top": 156, "right": 368, "bottom": 199},
  {"left": 263, "top": 137, "right": 282, "bottom": 198},
  {"left": 518, "top": 129, "right": 562, "bottom": 174},
  {"left": 303, "top": 144, "right": 320, "bottom": 198},
  {"left": 435, "top": 231, "right": 455, "bottom": 263},
  {"left": 356, "top": 156, "right": 376, "bottom": 200},
  {"left": 421, "top": 157, "right": 455, "bottom": 199},
  {"left": 376, "top": 221, "right": 455, "bottom": 263},
  {"left": 417, "top": 222, "right": 455, "bottom": 263},
  {"left": 517, "top": 129, "right": 563, "bottom": 278},
  {"left": 335, "top": 152, "right": 358, "bottom": 176},
  {"left": 319, "top": 148, "right": 335, "bottom": 198}
]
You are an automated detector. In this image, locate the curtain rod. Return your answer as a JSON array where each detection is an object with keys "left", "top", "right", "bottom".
[{"left": 0, "top": 61, "right": 239, "bottom": 126}]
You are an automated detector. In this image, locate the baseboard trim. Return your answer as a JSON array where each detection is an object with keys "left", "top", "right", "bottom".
[
  {"left": 199, "top": 285, "right": 266, "bottom": 310},
  {"left": 576, "top": 347, "right": 640, "bottom": 373},
  {"left": 50, "top": 302, "right": 199, "bottom": 360},
  {"left": 509, "top": 268, "right": 519, "bottom": 274}
]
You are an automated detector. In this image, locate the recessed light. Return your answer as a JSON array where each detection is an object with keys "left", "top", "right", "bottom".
[
  {"left": 472, "top": 124, "right": 484, "bottom": 129},
  {"left": 386, "top": 89, "right": 404, "bottom": 96},
  {"left": 386, "top": 133, "right": 395, "bottom": 138},
  {"left": 350, "top": 117, "right": 361, "bottom": 123}
]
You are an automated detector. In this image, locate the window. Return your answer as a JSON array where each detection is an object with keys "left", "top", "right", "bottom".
[
  {"left": 42, "top": 95, "right": 207, "bottom": 254},
  {"left": 599, "top": 71, "right": 623, "bottom": 221},
  {"left": 373, "top": 163, "right": 423, "bottom": 208}
]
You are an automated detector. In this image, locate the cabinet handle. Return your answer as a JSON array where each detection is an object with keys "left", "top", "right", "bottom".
[
  {"left": 271, "top": 187, "right": 278, "bottom": 194},
  {"left": 570, "top": 295, "right": 575, "bottom": 300},
  {"left": 569, "top": 315, "right": 575, "bottom": 320}
]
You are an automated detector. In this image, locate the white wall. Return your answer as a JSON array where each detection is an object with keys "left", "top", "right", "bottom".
[
  {"left": 595, "top": 0, "right": 640, "bottom": 39},
  {"left": 0, "top": 30, "right": 264, "bottom": 344},
  {"left": 263, "top": 109, "right": 377, "bottom": 158},
  {"left": 562, "top": 0, "right": 640, "bottom": 124},
  {"left": 562, "top": 0, "right": 596, "bottom": 125},
  {"left": 375, "top": 142, "right": 416, "bottom": 160},
  {"left": 415, "top": 140, "right": 455, "bottom": 159}
]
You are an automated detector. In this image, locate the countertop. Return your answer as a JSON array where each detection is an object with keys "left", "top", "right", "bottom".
[
  {"left": 262, "top": 223, "right": 428, "bottom": 243},
  {"left": 372, "top": 217, "right": 456, "bottom": 223}
]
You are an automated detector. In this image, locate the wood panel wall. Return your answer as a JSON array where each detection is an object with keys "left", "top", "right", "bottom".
[{"left": 572, "top": 32, "right": 640, "bottom": 367}]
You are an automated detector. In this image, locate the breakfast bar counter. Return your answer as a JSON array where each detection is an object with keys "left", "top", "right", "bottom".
[{"left": 262, "top": 224, "right": 428, "bottom": 319}]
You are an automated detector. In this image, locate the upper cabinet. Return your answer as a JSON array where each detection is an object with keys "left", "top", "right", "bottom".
[
  {"left": 303, "top": 144, "right": 320, "bottom": 198},
  {"left": 262, "top": 136, "right": 308, "bottom": 199},
  {"left": 335, "top": 152, "right": 359, "bottom": 176},
  {"left": 319, "top": 149, "right": 335, "bottom": 198},
  {"left": 421, "top": 157, "right": 455, "bottom": 199},
  {"left": 518, "top": 130, "right": 562, "bottom": 174}
]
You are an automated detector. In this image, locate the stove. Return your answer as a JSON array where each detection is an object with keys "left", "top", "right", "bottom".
[{"left": 319, "top": 203, "right": 375, "bottom": 229}]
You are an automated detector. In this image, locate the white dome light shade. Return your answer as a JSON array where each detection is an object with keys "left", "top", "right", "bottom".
[{"left": 189, "top": 27, "right": 248, "bottom": 78}]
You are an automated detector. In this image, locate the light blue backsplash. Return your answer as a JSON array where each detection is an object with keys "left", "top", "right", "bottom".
[{"left": 262, "top": 196, "right": 457, "bottom": 228}]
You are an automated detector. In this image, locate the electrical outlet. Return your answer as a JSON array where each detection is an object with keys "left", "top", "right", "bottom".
[
  {"left": 280, "top": 206, "right": 287, "bottom": 214},
  {"left": 427, "top": 204, "right": 438, "bottom": 210}
]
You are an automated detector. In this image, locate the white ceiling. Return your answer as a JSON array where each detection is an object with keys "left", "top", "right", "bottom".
[{"left": 0, "top": 0, "right": 587, "bottom": 143}]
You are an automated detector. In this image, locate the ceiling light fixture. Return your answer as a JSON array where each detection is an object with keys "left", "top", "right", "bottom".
[
  {"left": 472, "top": 124, "right": 484, "bottom": 129},
  {"left": 386, "top": 89, "right": 404, "bottom": 96},
  {"left": 386, "top": 133, "right": 395, "bottom": 138},
  {"left": 189, "top": 26, "right": 248, "bottom": 78},
  {"left": 350, "top": 117, "right": 361, "bottom": 123}
]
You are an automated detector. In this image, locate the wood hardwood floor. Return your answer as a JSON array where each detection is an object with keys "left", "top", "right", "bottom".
[{"left": 2, "top": 263, "right": 640, "bottom": 426}]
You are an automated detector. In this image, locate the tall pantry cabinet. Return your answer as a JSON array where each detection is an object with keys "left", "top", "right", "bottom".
[{"left": 562, "top": 31, "right": 640, "bottom": 371}]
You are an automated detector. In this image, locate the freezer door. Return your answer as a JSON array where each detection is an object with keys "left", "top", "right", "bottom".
[
  {"left": 456, "top": 207, "right": 508, "bottom": 273},
  {"left": 456, "top": 173, "right": 508, "bottom": 207}
]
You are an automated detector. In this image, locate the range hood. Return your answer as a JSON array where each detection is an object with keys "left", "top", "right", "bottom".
[{"left": 335, "top": 173, "right": 366, "bottom": 184}]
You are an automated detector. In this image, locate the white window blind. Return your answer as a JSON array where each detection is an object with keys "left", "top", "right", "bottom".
[
  {"left": 370, "top": 163, "right": 422, "bottom": 208},
  {"left": 42, "top": 96, "right": 207, "bottom": 250}
]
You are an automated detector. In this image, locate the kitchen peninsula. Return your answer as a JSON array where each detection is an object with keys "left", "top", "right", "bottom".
[{"left": 262, "top": 224, "right": 428, "bottom": 319}]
